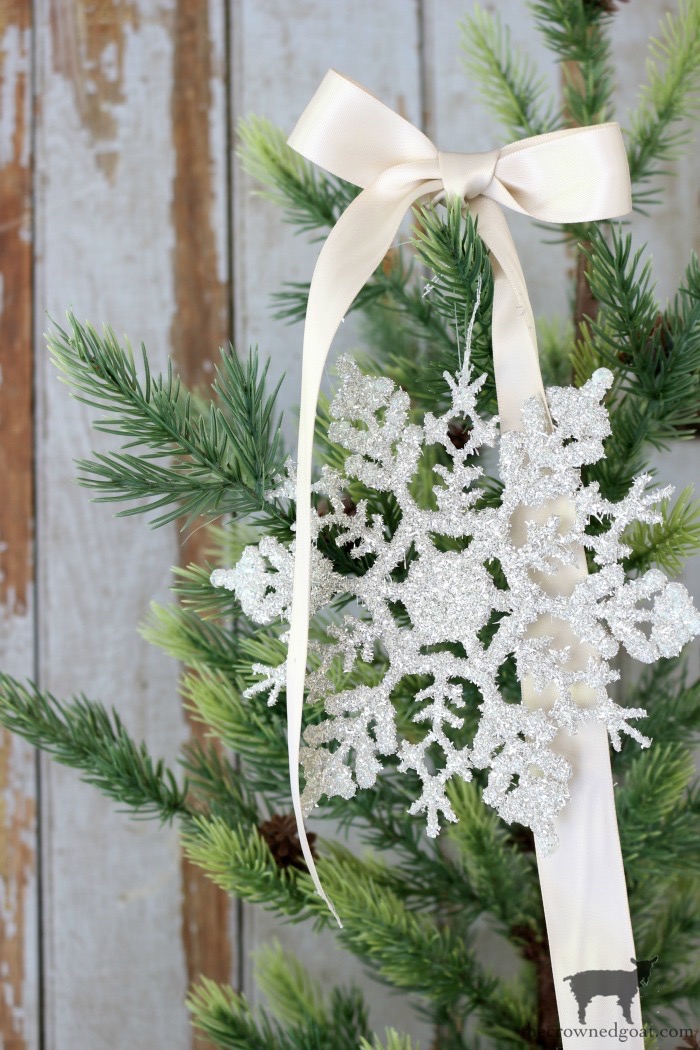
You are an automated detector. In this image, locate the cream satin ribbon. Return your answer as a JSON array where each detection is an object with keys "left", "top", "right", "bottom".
[{"left": 285, "top": 70, "right": 642, "bottom": 1047}]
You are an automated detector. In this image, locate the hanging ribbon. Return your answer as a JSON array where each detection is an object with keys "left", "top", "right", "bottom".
[{"left": 285, "top": 70, "right": 642, "bottom": 1047}]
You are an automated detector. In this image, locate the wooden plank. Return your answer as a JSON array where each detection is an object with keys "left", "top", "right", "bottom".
[
  {"left": 33, "top": 2, "right": 231, "bottom": 1045},
  {"left": 0, "top": 3, "right": 40, "bottom": 1048},
  {"left": 169, "top": 0, "right": 233, "bottom": 1012},
  {"left": 230, "top": 2, "right": 433, "bottom": 1042}
]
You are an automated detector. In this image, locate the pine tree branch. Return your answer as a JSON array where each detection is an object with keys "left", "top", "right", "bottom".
[
  {"left": 618, "top": 744, "right": 698, "bottom": 879},
  {"left": 182, "top": 816, "right": 308, "bottom": 915},
  {"left": 273, "top": 278, "right": 386, "bottom": 325},
  {"left": 237, "top": 115, "right": 360, "bottom": 235},
  {"left": 179, "top": 655, "right": 470, "bottom": 909},
  {"left": 537, "top": 316, "right": 576, "bottom": 388},
  {"left": 531, "top": 0, "right": 616, "bottom": 126},
  {"left": 238, "top": 116, "right": 488, "bottom": 408},
  {"left": 446, "top": 778, "right": 542, "bottom": 934},
  {"left": 580, "top": 228, "right": 658, "bottom": 368},
  {"left": 0, "top": 674, "right": 189, "bottom": 822},
  {"left": 630, "top": 876, "right": 700, "bottom": 1019},
  {"left": 185, "top": 814, "right": 514, "bottom": 1028},
  {"left": 142, "top": 600, "right": 247, "bottom": 675},
  {"left": 461, "top": 4, "right": 556, "bottom": 140},
  {"left": 612, "top": 659, "right": 700, "bottom": 774},
  {"left": 174, "top": 562, "right": 244, "bottom": 619},
  {"left": 625, "top": 0, "right": 700, "bottom": 211},
  {"left": 187, "top": 975, "right": 370, "bottom": 1050},
  {"left": 333, "top": 772, "right": 482, "bottom": 913},
  {"left": 172, "top": 645, "right": 479, "bottom": 913},
  {"left": 252, "top": 940, "right": 328, "bottom": 1029},
  {"left": 624, "top": 486, "right": 700, "bottom": 577},
  {"left": 580, "top": 227, "right": 700, "bottom": 499},
  {"left": 302, "top": 843, "right": 499, "bottom": 1010},
  {"left": 354, "top": 307, "right": 442, "bottom": 413},
  {"left": 188, "top": 978, "right": 273, "bottom": 1050},
  {"left": 181, "top": 666, "right": 290, "bottom": 799},
  {"left": 49, "top": 315, "right": 291, "bottom": 535},
  {"left": 271, "top": 245, "right": 463, "bottom": 404},
  {"left": 180, "top": 741, "right": 260, "bottom": 826}
]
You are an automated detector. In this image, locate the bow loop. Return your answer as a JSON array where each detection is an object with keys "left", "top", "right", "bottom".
[
  {"left": 288, "top": 68, "right": 436, "bottom": 188},
  {"left": 437, "top": 148, "right": 499, "bottom": 203}
]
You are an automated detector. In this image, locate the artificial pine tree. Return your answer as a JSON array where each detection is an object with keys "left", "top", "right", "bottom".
[{"left": 2, "top": 2, "right": 700, "bottom": 1048}]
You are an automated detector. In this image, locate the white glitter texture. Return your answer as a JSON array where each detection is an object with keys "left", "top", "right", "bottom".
[{"left": 211, "top": 356, "right": 700, "bottom": 851}]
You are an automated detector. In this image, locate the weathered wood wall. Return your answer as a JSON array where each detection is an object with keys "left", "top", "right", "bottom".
[{"left": 0, "top": 2, "right": 697, "bottom": 1047}]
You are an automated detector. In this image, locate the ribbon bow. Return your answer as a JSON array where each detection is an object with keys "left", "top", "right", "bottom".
[{"left": 285, "top": 69, "right": 631, "bottom": 922}]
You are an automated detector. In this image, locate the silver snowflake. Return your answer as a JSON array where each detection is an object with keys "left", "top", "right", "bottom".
[{"left": 211, "top": 356, "right": 700, "bottom": 852}]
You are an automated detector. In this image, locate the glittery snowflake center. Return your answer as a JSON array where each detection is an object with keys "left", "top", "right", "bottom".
[
  {"left": 212, "top": 355, "right": 700, "bottom": 851},
  {"left": 402, "top": 553, "right": 498, "bottom": 645}
]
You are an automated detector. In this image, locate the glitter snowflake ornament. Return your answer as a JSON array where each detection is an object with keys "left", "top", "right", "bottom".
[{"left": 211, "top": 354, "right": 700, "bottom": 853}]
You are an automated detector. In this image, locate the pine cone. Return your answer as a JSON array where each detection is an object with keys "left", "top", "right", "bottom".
[
  {"left": 649, "top": 311, "right": 674, "bottom": 357},
  {"left": 509, "top": 825, "right": 536, "bottom": 853},
  {"left": 316, "top": 494, "right": 357, "bottom": 516},
  {"left": 447, "top": 420, "right": 472, "bottom": 449},
  {"left": 258, "top": 812, "right": 317, "bottom": 871},
  {"left": 583, "top": 0, "right": 629, "bottom": 11},
  {"left": 618, "top": 312, "right": 673, "bottom": 367}
]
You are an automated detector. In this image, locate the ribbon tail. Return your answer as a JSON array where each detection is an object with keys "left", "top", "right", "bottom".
[
  {"left": 535, "top": 722, "right": 644, "bottom": 1048},
  {"left": 474, "top": 202, "right": 643, "bottom": 1048},
  {"left": 287, "top": 179, "right": 430, "bottom": 926},
  {"left": 516, "top": 542, "right": 644, "bottom": 1049},
  {"left": 468, "top": 197, "right": 548, "bottom": 430}
]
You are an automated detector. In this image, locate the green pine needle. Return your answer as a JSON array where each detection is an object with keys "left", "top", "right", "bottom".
[
  {"left": 253, "top": 940, "right": 328, "bottom": 1029},
  {"left": 187, "top": 975, "right": 370, "bottom": 1050},
  {"left": 49, "top": 314, "right": 290, "bottom": 534},
  {"left": 626, "top": 0, "right": 700, "bottom": 210},
  {"left": 581, "top": 226, "right": 700, "bottom": 500},
  {"left": 180, "top": 666, "right": 289, "bottom": 803},
  {"left": 180, "top": 741, "right": 259, "bottom": 826},
  {"left": 530, "top": 0, "right": 616, "bottom": 126},
  {"left": 446, "top": 778, "right": 541, "bottom": 933},
  {"left": 411, "top": 201, "right": 496, "bottom": 412},
  {"left": 301, "top": 842, "right": 496, "bottom": 1009},
  {"left": 461, "top": 4, "right": 556, "bottom": 140},
  {"left": 0, "top": 673, "right": 189, "bottom": 822},
  {"left": 237, "top": 114, "right": 360, "bottom": 235},
  {"left": 181, "top": 815, "right": 306, "bottom": 915},
  {"left": 624, "top": 486, "right": 700, "bottom": 576}
]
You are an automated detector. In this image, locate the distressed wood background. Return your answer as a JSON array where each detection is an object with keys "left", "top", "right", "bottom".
[{"left": 0, "top": 2, "right": 698, "bottom": 1047}]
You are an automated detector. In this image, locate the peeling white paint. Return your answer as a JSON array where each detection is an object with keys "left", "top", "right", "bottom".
[
  {"left": 99, "top": 40, "right": 120, "bottom": 84},
  {"left": 208, "top": 0, "right": 229, "bottom": 289},
  {"left": 0, "top": 594, "right": 39, "bottom": 1050},
  {"left": 0, "top": 25, "right": 31, "bottom": 169}
]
